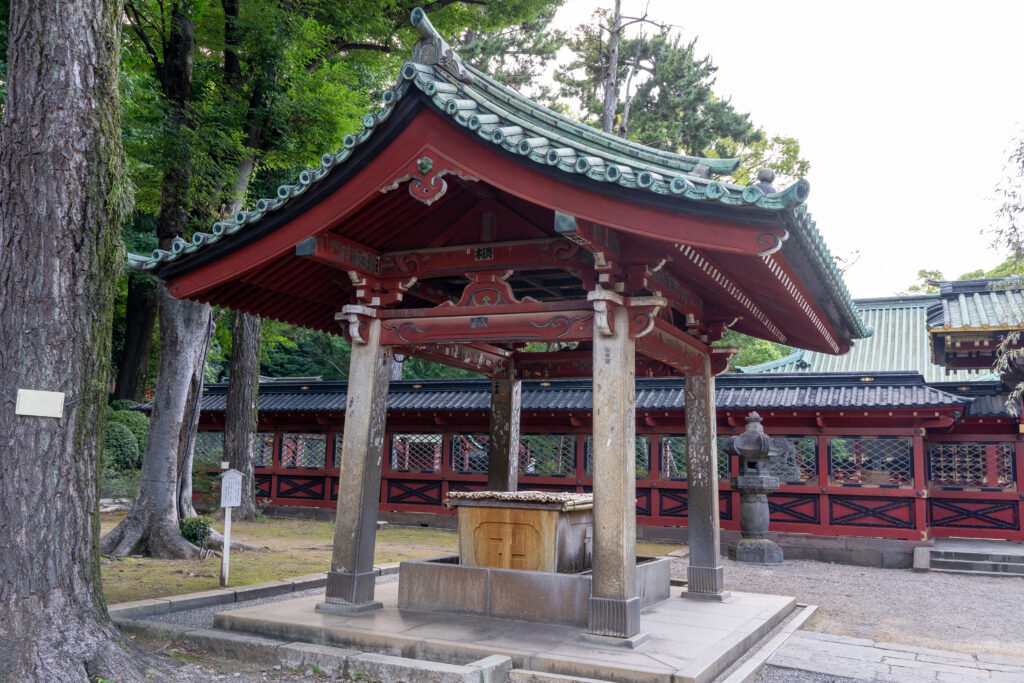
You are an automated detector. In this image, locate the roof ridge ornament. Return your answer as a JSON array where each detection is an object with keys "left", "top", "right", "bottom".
[{"left": 410, "top": 7, "right": 474, "bottom": 84}]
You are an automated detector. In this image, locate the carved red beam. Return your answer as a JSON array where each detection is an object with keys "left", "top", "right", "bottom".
[
  {"left": 512, "top": 351, "right": 682, "bottom": 379},
  {"left": 634, "top": 317, "right": 708, "bottom": 375},
  {"left": 395, "top": 343, "right": 510, "bottom": 377},
  {"left": 295, "top": 234, "right": 380, "bottom": 276},
  {"left": 379, "top": 307, "right": 595, "bottom": 346},
  {"left": 380, "top": 239, "right": 589, "bottom": 279}
]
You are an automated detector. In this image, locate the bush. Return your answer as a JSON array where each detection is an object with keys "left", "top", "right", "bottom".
[
  {"left": 181, "top": 515, "right": 213, "bottom": 547},
  {"left": 108, "top": 399, "right": 138, "bottom": 411},
  {"left": 108, "top": 409, "right": 149, "bottom": 454},
  {"left": 103, "top": 422, "right": 141, "bottom": 471}
]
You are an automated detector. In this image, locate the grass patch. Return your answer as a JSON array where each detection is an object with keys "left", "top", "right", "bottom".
[{"left": 100, "top": 512, "right": 681, "bottom": 604}]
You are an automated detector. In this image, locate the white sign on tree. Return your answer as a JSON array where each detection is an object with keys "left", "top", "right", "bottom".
[{"left": 219, "top": 469, "right": 243, "bottom": 587}]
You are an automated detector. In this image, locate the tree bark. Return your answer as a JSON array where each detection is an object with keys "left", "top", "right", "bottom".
[
  {"left": 101, "top": 289, "right": 212, "bottom": 558},
  {"left": 601, "top": 0, "right": 622, "bottom": 134},
  {"left": 0, "top": 0, "right": 153, "bottom": 678},
  {"left": 224, "top": 312, "right": 262, "bottom": 521},
  {"left": 114, "top": 274, "right": 158, "bottom": 401}
]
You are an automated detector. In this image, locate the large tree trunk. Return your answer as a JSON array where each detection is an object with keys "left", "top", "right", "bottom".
[
  {"left": 0, "top": 0, "right": 152, "bottom": 678},
  {"left": 113, "top": 273, "right": 158, "bottom": 401},
  {"left": 101, "top": 290, "right": 212, "bottom": 558},
  {"left": 224, "top": 312, "right": 262, "bottom": 521},
  {"left": 601, "top": 0, "right": 622, "bottom": 134}
]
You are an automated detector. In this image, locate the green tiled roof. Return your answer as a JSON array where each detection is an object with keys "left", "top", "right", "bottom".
[
  {"left": 927, "top": 278, "right": 1024, "bottom": 331},
  {"left": 132, "top": 8, "right": 868, "bottom": 343},
  {"left": 738, "top": 295, "right": 995, "bottom": 383}
]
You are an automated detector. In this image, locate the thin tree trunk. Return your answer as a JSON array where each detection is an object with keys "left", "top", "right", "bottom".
[
  {"left": 114, "top": 274, "right": 158, "bottom": 401},
  {"left": 101, "top": 290, "right": 211, "bottom": 559},
  {"left": 601, "top": 0, "right": 622, "bottom": 134},
  {"left": 224, "top": 312, "right": 262, "bottom": 521},
  {"left": 0, "top": 0, "right": 152, "bottom": 678}
]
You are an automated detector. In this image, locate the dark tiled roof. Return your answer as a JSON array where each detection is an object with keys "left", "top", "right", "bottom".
[
  {"left": 192, "top": 372, "right": 970, "bottom": 414},
  {"left": 927, "top": 278, "right": 1024, "bottom": 331},
  {"left": 739, "top": 295, "right": 994, "bottom": 383}
]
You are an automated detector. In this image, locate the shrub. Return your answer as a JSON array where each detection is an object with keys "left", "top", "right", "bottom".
[
  {"left": 181, "top": 515, "right": 213, "bottom": 547},
  {"left": 108, "top": 409, "right": 149, "bottom": 454},
  {"left": 103, "top": 422, "right": 141, "bottom": 471},
  {"left": 108, "top": 399, "right": 138, "bottom": 412}
]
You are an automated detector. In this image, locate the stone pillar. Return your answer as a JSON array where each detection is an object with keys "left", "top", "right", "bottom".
[
  {"left": 487, "top": 363, "right": 521, "bottom": 492},
  {"left": 683, "top": 353, "right": 729, "bottom": 600},
  {"left": 588, "top": 303, "right": 640, "bottom": 638},
  {"left": 317, "top": 317, "right": 391, "bottom": 614}
]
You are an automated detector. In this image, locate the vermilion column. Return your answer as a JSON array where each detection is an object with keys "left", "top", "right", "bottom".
[
  {"left": 588, "top": 300, "right": 640, "bottom": 638},
  {"left": 318, "top": 316, "right": 392, "bottom": 614},
  {"left": 684, "top": 352, "right": 728, "bottom": 600}
]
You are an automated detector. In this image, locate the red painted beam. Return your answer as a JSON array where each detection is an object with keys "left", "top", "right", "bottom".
[
  {"left": 380, "top": 238, "right": 589, "bottom": 280},
  {"left": 380, "top": 308, "right": 595, "bottom": 346},
  {"left": 396, "top": 343, "right": 510, "bottom": 377}
]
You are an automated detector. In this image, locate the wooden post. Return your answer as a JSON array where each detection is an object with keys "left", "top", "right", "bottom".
[
  {"left": 318, "top": 316, "right": 391, "bottom": 614},
  {"left": 487, "top": 362, "right": 521, "bottom": 492},
  {"left": 683, "top": 353, "right": 728, "bottom": 600},
  {"left": 588, "top": 301, "right": 640, "bottom": 638},
  {"left": 219, "top": 469, "right": 243, "bottom": 587}
]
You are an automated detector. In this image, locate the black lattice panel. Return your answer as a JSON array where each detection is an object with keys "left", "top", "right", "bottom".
[
  {"left": 281, "top": 433, "right": 327, "bottom": 469},
  {"left": 448, "top": 481, "right": 487, "bottom": 493},
  {"left": 829, "top": 437, "right": 913, "bottom": 486},
  {"left": 928, "top": 498, "right": 1020, "bottom": 530},
  {"left": 716, "top": 436, "right": 732, "bottom": 480},
  {"left": 386, "top": 480, "right": 443, "bottom": 506},
  {"left": 768, "top": 494, "right": 820, "bottom": 525},
  {"left": 636, "top": 488, "right": 651, "bottom": 516},
  {"left": 658, "top": 489, "right": 687, "bottom": 517},
  {"left": 519, "top": 483, "right": 577, "bottom": 493},
  {"left": 451, "top": 434, "right": 489, "bottom": 474},
  {"left": 520, "top": 434, "right": 576, "bottom": 476},
  {"left": 829, "top": 496, "right": 915, "bottom": 528},
  {"left": 254, "top": 432, "right": 275, "bottom": 468},
  {"left": 719, "top": 490, "right": 732, "bottom": 521},
  {"left": 390, "top": 433, "right": 442, "bottom": 472},
  {"left": 332, "top": 433, "right": 344, "bottom": 468},
  {"left": 255, "top": 474, "right": 272, "bottom": 498},
  {"left": 194, "top": 431, "right": 224, "bottom": 468},
  {"left": 584, "top": 436, "right": 651, "bottom": 478},
  {"left": 927, "top": 443, "right": 1015, "bottom": 489},
  {"left": 276, "top": 475, "right": 325, "bottom": 500},
  {"left": 770, "top": 436, "right": 818, "bottom": 484}
]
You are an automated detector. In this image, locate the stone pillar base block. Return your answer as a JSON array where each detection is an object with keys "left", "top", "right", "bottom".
[
  {"left": 733, "top": 539, "right": 784, "bottom": 565},
  {"left": 315, "top": 600, "right": 383, "bottom": 616},
  {"left": 325, "top": 570, "right": 377, "bottom": 605},
  {"left": 581, "top": 631, "right": 650, "bottom": 649},
  {"left": 686, "top": 564, "right": 724, "bottom": 594},
  {"left": 587, "top": 596, "right": 641, "bottom": 638},
  {"left": 682, "top": 590, "right": 733, "bottom": 602}
]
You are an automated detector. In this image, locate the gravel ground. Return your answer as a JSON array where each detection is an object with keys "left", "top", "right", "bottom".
[
  {"left": 756, "top": 665, "right": 860, "bottom": 682},
  {"left": 671, "top": 556, "right": 1024, "bottom": 657}
]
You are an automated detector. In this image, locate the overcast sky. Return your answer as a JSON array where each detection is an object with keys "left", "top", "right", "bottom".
[{"left": 552, "top": 0, "right": 1024, "bottom": 298}]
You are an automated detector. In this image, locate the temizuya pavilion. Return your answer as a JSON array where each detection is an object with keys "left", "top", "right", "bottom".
[{"left": 134, "top": 9, "right": 868, "bottom": 639}]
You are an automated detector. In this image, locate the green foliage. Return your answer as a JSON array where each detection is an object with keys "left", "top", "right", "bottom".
[
  {"left": 901, "top": 269, "right": 944, "bottom": 295},
  {"left": 458, "top": 7, "right": 565, "bottom": 96},
  {"left": 103, "top": 422, "right": 142, "bottom": 471},
  {"left": 715, "top": 132, "right": 810, "bottom": 188},
  {"left": 714, "top": 330, "right": 789, "bottom": 371},
  {"left": 108, "top": 408, "right": 150, "bottom": 453},
  {"left": 180, "top": 515, "right": 213, "bottom": 547},
  {"left": 109, "top": 399, "right": 138, "bottom": 411}
]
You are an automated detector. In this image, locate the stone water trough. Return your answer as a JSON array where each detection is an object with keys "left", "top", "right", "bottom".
[{"left": 398, "top": 491, "right": 670, "bottom": 626}]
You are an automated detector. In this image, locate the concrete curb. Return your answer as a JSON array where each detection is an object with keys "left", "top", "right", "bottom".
[
  {"left": 720, "top": 603, "right": 819, "bottom": 683},
  {"left": 107, "top": 572, "right": 330, "bottom": 620},
  {"left": 116, "top": 616, "right": 513, "bottom": 683}
]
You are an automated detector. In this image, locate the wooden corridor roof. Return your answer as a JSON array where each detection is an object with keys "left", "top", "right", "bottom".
[{"left": 131, "top": 8, "right": 869, "bottom": 361}]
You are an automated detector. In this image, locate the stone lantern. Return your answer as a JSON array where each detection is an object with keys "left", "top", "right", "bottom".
[{"left": 721, "top": 412, "right": 789, "bottom": 564}]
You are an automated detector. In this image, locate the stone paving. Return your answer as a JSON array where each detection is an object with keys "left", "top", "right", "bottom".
[{"left": 766, "top": 630, "right": 1024, "bottom": 682}]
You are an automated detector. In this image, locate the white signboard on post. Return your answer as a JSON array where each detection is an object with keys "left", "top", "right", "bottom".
[
  {"left": 219, "top": 469, "right": 243, "bottom": 587},
  {"left": 220, "top": 469, "right": 242, "bottom": 508}
]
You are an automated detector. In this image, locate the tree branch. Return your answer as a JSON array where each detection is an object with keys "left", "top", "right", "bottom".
[{"left": 125, "top": 0, "right": 163, "bottom": 75}]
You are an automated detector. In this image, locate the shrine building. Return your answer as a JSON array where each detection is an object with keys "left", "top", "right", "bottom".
[{"left": 133, "top": 7, "right": 923, "bottom": 634}]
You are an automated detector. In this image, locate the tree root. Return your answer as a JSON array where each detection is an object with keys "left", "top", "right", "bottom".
[
  {"left": 101, "top": 511, "right": 200, "bottom": 559},
  {"left": 206, "top": 527, "right": 263, "bottom": 552}
]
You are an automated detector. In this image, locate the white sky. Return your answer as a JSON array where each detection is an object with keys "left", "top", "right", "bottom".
[{"left": 552, "top": 0, "right": 1024, "bottom": 298}]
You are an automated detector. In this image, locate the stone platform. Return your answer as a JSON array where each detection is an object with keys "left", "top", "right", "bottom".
[{"left": 212, "top": 581, "right": 795, "bottom": 683}]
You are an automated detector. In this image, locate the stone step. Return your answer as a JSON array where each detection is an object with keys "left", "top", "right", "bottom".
[
  {"left": 930, "top": 566, "right": 1024, "bottom": 578},
  {"left": 930, "top": 556, "right": 1024, "bottom": 573},
  {"left": 931, "top": 549, "right": 1024, "bottom": 565}
]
